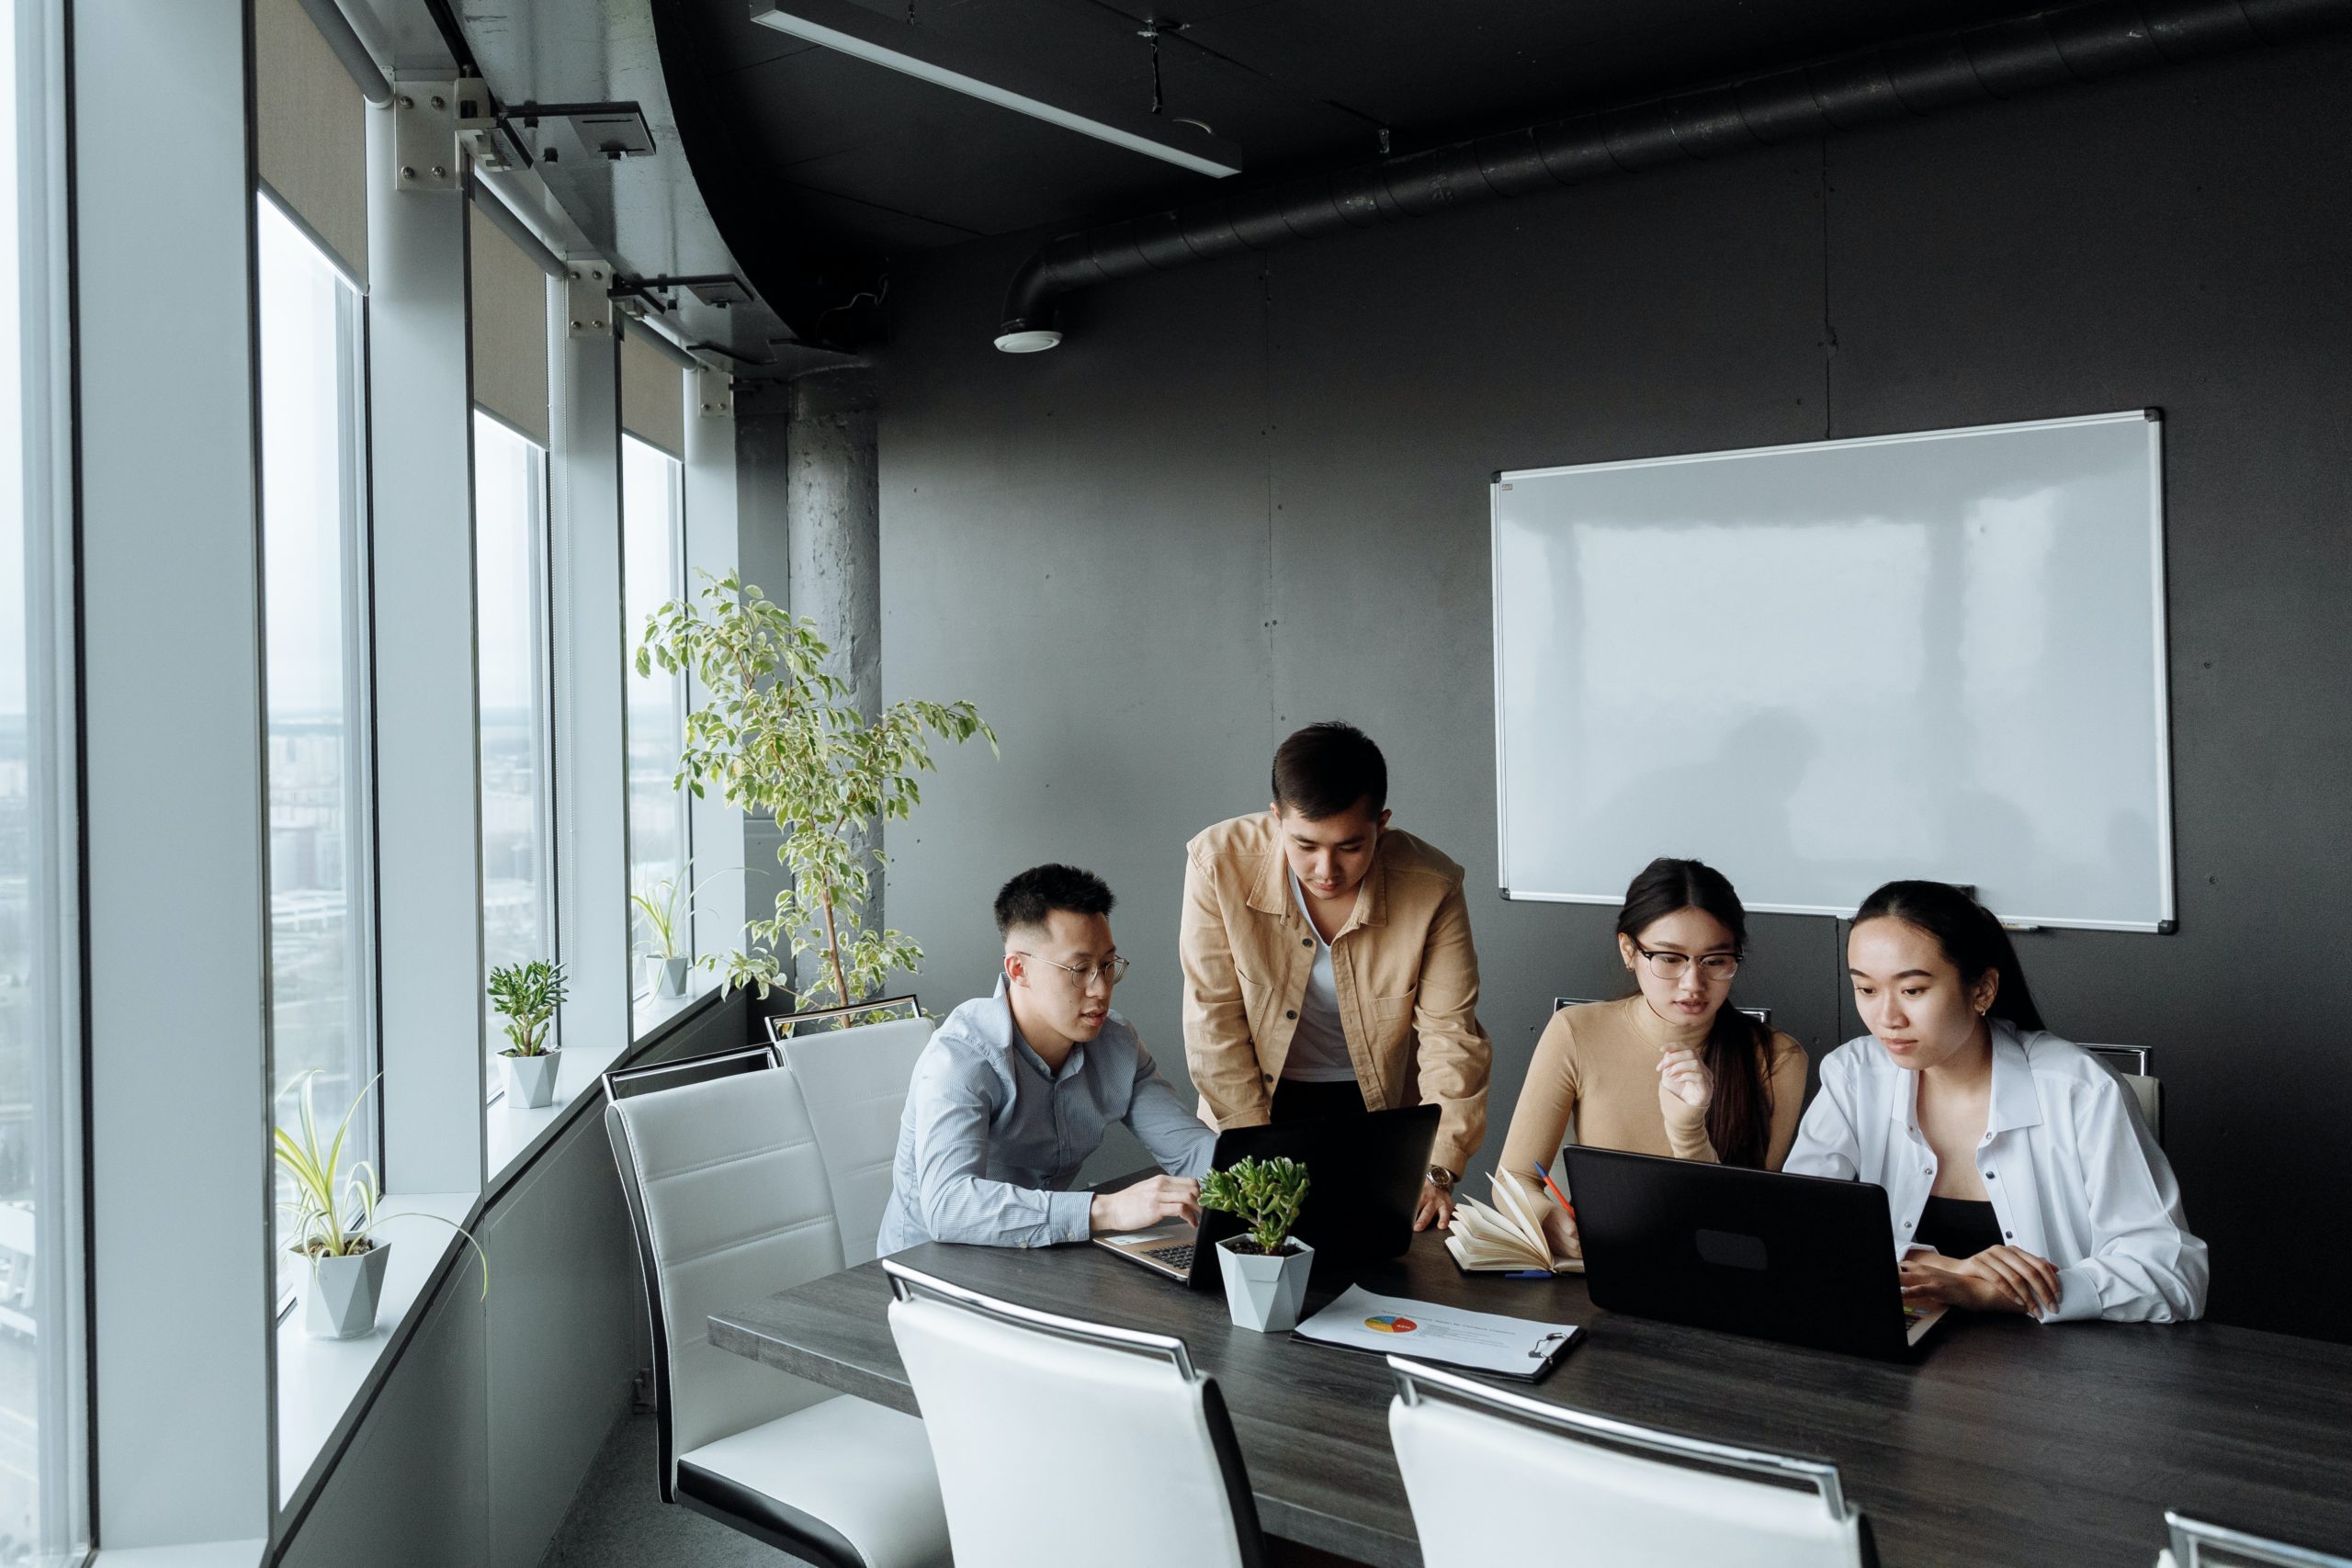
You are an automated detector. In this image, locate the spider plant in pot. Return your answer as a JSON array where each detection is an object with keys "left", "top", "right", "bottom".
[
  {"left": 630, "top": 869, "right": 693, "bottom": 999},
  {"left": 1200, "top": 1156, "right": 1314, "bottom": 1333},
  {"left": 275, "top": 1071, "right": 489, "bottom": 1338},
  {"left": 488, "top": 959, "right": 568, "bottom": 1109}
]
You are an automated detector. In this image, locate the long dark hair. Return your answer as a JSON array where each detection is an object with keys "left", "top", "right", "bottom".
[
  {"left": 1851, "top": 880, "right": 2047, "bottom": 1032},
  {"left": 1616, "top": 857, "right": 1776, "bottom": 1168}
]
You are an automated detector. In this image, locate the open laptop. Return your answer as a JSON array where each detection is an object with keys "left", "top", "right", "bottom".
[
  {"left": 1564, "top": 1145, "right": 1948, "bottom": 1359},
  {"left": 1093, "top": 1104, "right": 1439, "bottom": 1289}
]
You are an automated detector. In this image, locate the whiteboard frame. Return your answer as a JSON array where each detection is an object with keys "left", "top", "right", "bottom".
[{"left": 1490, "top": 409, "right": 2177, "bottom": 933}]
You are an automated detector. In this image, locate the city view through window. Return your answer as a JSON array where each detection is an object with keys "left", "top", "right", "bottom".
[
  {"left": 475, "top": 412, "right": 555, "bottom": 1073},
  {"left": 1, "top": 0, "right": 84, "bottom": 1557},
  {"left": 623, "top": 435, "right": 689, "bottom": 1014},
  {"left": 258, "top": 197, "right": 376, "bottom": 1295}
]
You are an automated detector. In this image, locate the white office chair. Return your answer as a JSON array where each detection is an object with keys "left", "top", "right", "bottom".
[
  {"left": 773, "top": 998, "right": 933, "bottom": 1265},
  {"left": 2157, "top": 1511, "right": 2352, "bottom": 1568},
  {"left": 605, "top": 1050, "right": 950, "bottom": 1568},
  {"left": 1387, "top": 1356, "right": 1876, "bottom": 1568},
  {"left": 884, "top": 1259, "right": 1268, "bottom": 1568},
  {"left": 2086, "top": 1043, "right": 2165, "bottom": 1146}
]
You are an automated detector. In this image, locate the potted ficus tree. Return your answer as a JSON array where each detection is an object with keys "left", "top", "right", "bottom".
[
  {"left": 275, "top": 1070, "right": 488, "bottom": 1338},
  {"left": 630, "top": 869, "right": 692, "bottom": 998},
  {"left": 1201, "top": 1156, "right": 1314, "bottom": 1333},
  {"left": 635, "top": 570, "right": 993, "bottom": 1022},
  {"left": 488, "top": 958, "right": 568, "bottom": 1109}
]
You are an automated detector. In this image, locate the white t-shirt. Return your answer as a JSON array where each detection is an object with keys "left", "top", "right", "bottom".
[{"left": 1282, "top": 870, "right": 1358, "bottom": 1084}]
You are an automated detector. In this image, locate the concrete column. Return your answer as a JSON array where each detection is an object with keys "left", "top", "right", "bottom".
[{"left": 786, "top": 370, "right": 884, "bottom": 980}]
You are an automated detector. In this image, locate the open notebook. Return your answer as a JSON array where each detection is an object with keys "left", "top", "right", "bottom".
[{"left": 1445, "top": 1173, "right": 1583, "bottom": 1275}]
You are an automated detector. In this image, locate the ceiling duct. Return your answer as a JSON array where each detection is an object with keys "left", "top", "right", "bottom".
[{"left": 994, "top": 0, "right": 2352, "bottom": 352}]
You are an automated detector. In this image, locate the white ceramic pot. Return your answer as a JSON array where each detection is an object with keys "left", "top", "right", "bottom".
[
  {"left": 656, "top": 955, "right": 690, "bottom": 998},
  {"left": 1216, "top": 1235, "right": 1315, "bottom": 1333},
  {"left": 305, "top": 1242, "right": 390, "bottom": 1339},
  {"left": 502, "top": 1048, "right": 561, "bottom": 1109}
]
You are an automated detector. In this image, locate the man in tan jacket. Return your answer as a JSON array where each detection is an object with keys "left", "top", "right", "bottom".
[{"left": 1179, "top": 722, "right": 1493, "bottom": 1230}]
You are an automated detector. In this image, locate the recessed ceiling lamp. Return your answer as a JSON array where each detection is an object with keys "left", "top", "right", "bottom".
[
  {"left": 992, "top": 328, "right": 1062, "bottom": 353},
  {"left": 750, "top": 1, "right": 1242, "bottom": 180}
]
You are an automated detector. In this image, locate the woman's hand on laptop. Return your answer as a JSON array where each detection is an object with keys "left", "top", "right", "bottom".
[
  {"left": 1091, "top": 1175, "right": 1201, "bottom": 1234},
  {"left": 1900, "top": 1246, "right": 2062, "bottom": 1315}
]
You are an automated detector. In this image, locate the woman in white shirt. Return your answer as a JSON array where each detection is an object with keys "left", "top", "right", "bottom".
[{"left": 1784, "top": 880, "right": 2208, "bottom": 1323}]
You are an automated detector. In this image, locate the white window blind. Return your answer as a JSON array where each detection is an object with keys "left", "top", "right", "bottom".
[
  {"left": 619, "top": 325, "right": 686, "bottom": 458},
  {"left": 469, "top": 200, "right": 551, "bottom": 445},
  {"left": 254, "top": 0, "right": 368, "bottom": 284}
]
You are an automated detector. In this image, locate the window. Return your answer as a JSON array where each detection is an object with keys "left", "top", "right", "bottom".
[
  {"left": 257, "top": 197, "right": 376, "bottom": 1294},
  {"left": 622, "top": 434, "right": 689, "bottom": 1012},
  {"left": 474, "top": 412, "right": 555, "bottom": 1073},
  {"left": 2, "top": 0, "right": 88, "bottom": 1554}
]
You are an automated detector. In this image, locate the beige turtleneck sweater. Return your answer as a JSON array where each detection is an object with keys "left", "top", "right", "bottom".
[{"left": 1498, "top": 994, "right": 1808, "bottom": 1179}]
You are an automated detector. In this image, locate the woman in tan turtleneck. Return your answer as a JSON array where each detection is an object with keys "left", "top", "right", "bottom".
[{"left": 1498, "top": 857, "right": 1807, "bottom": 1258}]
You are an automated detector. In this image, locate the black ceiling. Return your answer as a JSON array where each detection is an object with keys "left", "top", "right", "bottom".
[{"left": 653, "top": 0, "right": 2051, "bottom": 334}]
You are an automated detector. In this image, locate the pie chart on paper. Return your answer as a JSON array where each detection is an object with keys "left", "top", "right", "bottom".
[{"left": 1363, "top": 1314, "right": 1418, "bottom": 1334}]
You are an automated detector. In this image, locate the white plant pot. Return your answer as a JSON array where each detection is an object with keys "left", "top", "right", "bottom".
[
  {"left": 501, "top": 1048, "right": 561, "bottom": 1109},
  {"left": 656, "top": 955, "right": 690, "bottom": 998},
  {"left": 1216, "top": 1235, "right": 1315, "bottom": 1333},
  {"left": 305, "top": 1243, "right": 390, "bottom": 1339}
]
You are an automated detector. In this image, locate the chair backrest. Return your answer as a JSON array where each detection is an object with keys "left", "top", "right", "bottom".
[
  {"left": 2159, "top": 1512, "right": 2352, "bottom": 1568},
  {"left": 1553, "top": 996, "right": 1773, "bottom": 1026},
  {"left": 1387, "top": 1357, "right": 1872, "bottom": 1568},
  {"left": 2085, "top": 1044, "right": 2165, "bottom": 1145},
  {"left": 776, "top": 1010, "right": 933, "bottom": 1266},
  {"left": 605, "top": 1063, "right": 847, "bottom": 1499},
  {"left": 603, "top": 1042, "right": 779, "bottom": 1100},
  {"left": 883, "top": 1261, "right": 1266, "bottom": 1568}
]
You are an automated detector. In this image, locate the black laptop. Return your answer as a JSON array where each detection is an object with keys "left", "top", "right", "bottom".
[
  {"left": 1565, "top": 1145, "right": 1947, "bottom": 1359},
  {"left": 1093, "top": 1104, "right": 1439, "bottom": 1289}
]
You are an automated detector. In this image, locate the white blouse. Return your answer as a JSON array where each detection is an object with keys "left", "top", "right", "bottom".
[{"left": 1784, "top": 1021, "right": 2209, "bottom": 1323}]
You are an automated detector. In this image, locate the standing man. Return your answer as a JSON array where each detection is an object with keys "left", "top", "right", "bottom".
[
  {"left": 1180, "top": 722, "right": 1493, "bottom": 1230},
  {"left": 878, "top": 864, "right": 1211, "bottom": 1252}
]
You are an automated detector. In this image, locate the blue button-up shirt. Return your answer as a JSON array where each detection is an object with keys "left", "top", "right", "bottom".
[{"left": 876, "top": 979, "right": 1216, "bottom": 1252}]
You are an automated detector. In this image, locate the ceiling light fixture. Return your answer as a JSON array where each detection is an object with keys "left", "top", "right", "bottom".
[{"left": 750, "top": 1, "right": 1241, "bottom": 180}]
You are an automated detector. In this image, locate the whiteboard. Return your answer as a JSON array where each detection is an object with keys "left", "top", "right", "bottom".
[{"left": 1491, "top": 412, "right": 2173, "bottom": 932}]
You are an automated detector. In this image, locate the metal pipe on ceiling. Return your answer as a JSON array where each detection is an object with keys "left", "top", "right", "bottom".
[
  {"left": 294, "top": 0, "right": 393, "bottom": 107},
  {"left": 993, "top": 0, "right": 2352, "bottom": 352}
]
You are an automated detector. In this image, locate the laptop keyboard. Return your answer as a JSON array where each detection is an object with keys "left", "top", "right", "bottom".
[{"left": 1149, "top": 1244, "right": 1195, "bottom": 1270}]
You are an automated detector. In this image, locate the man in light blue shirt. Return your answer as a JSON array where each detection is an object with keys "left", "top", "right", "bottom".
[{"left": 877, "top": 863, "right": 1215, "bottom": 1252}]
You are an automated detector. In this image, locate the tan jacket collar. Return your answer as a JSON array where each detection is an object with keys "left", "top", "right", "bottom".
[{"left": 1245, "top": 818, "right": 1391, "bottom": 932}]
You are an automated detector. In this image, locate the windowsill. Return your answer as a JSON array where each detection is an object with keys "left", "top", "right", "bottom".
[
  {"left": 276, "top": 1191, "right": 476, "bottom": 1511},
  {"left": 486, "top": 970, "right": 725, "bottom": 1184}
]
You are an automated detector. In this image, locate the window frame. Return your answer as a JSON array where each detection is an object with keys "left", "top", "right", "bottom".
[
  {"left": 255, "top": 193, "right": 381, "bottom": 1313},
  {"left": 473, "top": 409, "right": 559, "bottom": 1100},
  {"left": 622, "top": 434, "right": 692, "bottom": 1018}
]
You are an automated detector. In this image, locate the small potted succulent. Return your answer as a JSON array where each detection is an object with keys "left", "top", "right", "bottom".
[
  {"left": 629, "top": 870, "right": 692, "bottom": 999},
  {"left": 275, "top": 1071, "right": 487, "bottom": 1337},
  {"left": 1201, "top": 1156, "right": 1314, "bottom": 1333},
  {"left": 488, "top": 958, "right": 568, "bottom": 1109}
]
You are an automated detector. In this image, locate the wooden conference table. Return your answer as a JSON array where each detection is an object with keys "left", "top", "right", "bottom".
[{"left": 710, "top": 1229, "right": 2352, "bottom": 1568}]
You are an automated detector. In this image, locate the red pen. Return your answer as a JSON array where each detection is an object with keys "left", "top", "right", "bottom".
[{"left": 1532, "top": 1160, "right": 1577, "bottom": 1222}]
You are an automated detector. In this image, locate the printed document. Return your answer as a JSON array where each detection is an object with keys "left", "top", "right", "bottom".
[{"left": 1293, "top": 1285, "right": 1578, "bottom": 1377}]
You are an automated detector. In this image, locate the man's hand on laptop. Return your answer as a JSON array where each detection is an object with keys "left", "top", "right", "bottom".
[
  {"left": 1091, "top": 1175, "right": 1202, "bottom": 1235},
  {"left": 1899, "top": 1245, "right": 2062, "bottom": 1316}
]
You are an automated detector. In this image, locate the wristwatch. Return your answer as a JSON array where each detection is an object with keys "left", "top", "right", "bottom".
[{"left": 1424, "top": 1165, "right": 1458, "bottom": 1192}]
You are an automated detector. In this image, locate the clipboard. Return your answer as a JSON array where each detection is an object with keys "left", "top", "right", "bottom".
[{"left": 1287, "top": 1285, "right": 1582, "bottom": 1383}]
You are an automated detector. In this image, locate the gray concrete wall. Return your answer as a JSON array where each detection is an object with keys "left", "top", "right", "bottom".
[{"left": 874, "top": 39, "right": 2352, "bottom": 1338}]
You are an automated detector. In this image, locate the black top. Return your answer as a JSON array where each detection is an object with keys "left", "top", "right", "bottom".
[{"left": 1916, "top": 1195, "right": 2004, "bottom": 1258}]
